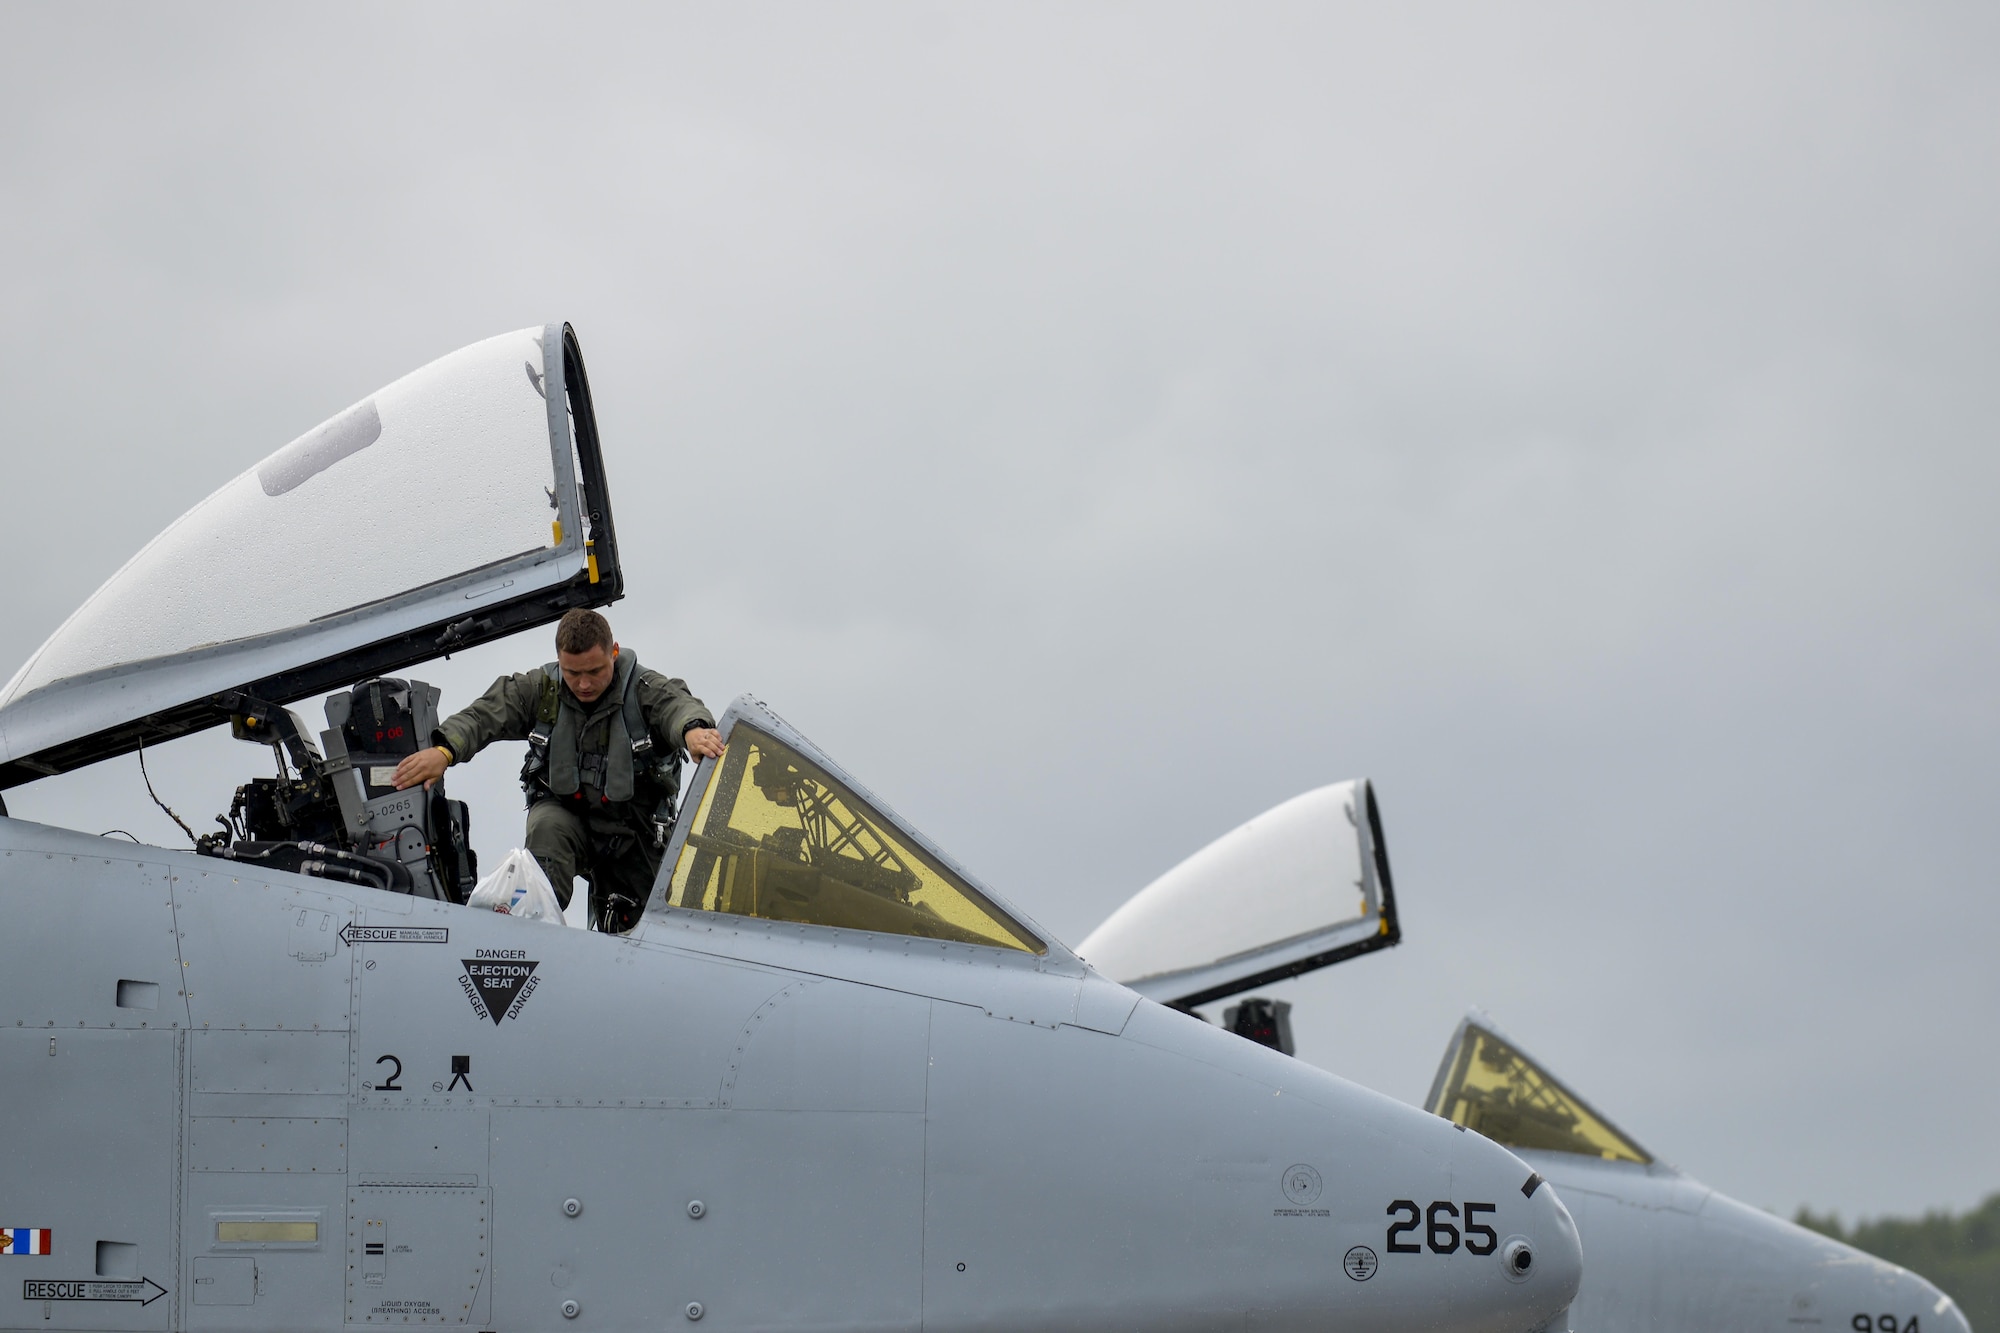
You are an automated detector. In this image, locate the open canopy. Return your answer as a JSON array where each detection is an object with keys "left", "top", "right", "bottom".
[
  {"left": 1074, "top": 780, "right": 1400, "bottom": 1009},
  {"left": 659, "top": 696, "right": 1051, "bottom": 955},
  {"left": 0, "top": 324, "right": 622, "bottom": 788},
  {"left": 1425, "top": 1013, "right": 1653, "bottom": 1164}
]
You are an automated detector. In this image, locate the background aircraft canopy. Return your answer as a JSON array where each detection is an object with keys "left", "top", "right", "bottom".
[
  {"left": 1075, "top": 780, "right": 1399, "bottom": 1008},
  {"left": 1427, "top": 1014, "right": 1654, "bottom": 1164},
  {"left": 0, "top": 323, "right": 621, "bottom": 788},
  {"left": 663, "top": 696, "right": 1047, "bottom": 954}
]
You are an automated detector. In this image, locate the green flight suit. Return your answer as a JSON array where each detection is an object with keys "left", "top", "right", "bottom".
[{"left": 433, "top": 653, "right": 714, "bottom": 928}]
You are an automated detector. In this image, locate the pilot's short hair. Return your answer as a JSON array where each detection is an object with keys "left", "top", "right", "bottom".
[{"left": 555, "top": 608, "right": 613, "bottom": 655}]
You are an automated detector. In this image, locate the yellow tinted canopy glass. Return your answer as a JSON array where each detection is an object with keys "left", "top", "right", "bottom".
[
  {"left": 667, "top": 723, "right": 1043, "bottom": 953},
  {"left": 1427, "top": 1023, "right": 1652, "bottom": 1163}
]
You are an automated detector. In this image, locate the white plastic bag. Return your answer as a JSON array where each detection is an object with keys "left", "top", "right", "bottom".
[{"left": 465, "top": 848, "right": 567, "bottom": 924}]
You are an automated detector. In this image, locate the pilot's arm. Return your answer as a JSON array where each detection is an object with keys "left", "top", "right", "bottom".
[
  {"left": 391, "top": 670, "right": 545, "bottom": 790},
  {"left": 638, "top": 671, "right": 723, "bottom": 760}
]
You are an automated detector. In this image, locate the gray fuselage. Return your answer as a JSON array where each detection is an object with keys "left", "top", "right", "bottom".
[
  {"left": 1523, "top": 1151, "right": 1970, "bottom": 1333},
  {"left": 3, "top": 815, "right": 1582, "bottom": 1332}
]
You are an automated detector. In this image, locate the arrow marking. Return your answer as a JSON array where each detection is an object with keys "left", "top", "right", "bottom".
[
  {"left": 338, "top": 924, "right": 448, "bottom": 946},
  {"left": 24, "top": 1278, "right": 168, "bottom": 1305}
]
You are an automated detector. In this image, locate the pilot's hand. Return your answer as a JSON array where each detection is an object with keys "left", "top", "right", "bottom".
[
  {"left": 392, "top": 746, "right": 451, "bottom": 791},
  {"left": 683, "top": 727, "right": 725, "bottom": 760}
]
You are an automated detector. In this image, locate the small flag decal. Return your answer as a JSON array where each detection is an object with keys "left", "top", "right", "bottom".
[{"left": 1, "top": 1228, "right": 51, "bottom": 1255}]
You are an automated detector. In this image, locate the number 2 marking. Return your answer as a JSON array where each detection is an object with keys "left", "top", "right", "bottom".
[
  {"left": 1387, "top": 1201, "right": 1422, "bottom": 1253},
  {"left": 375, "top": 1054, "right": 403, "bottom": 1091}
]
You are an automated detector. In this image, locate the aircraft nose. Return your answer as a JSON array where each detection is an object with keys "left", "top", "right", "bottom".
[
  {"left": 1516, "top": 1179, "right": 1585, "bottom": 1320},
  {"left": 1912, "top": 1278, "right": 1970, "bottom": 1333},
  {"left": 1387, "top": 1123, "right": 1584, "bottom": 1333},
  {"left": 1857, "top": 1245, "right": 1967, "bottom": 1333},
  {"left": 1818, "top": 1243, "right": 1966, "bottom": 1333}
]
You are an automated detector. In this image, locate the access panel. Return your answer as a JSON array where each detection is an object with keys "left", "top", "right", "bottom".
[
  {"left": 0, "top": 1029, "right": 177, "bottom": 1332},
  {"left": 343, "top": 1188, "right": 490, "bottom": 1326}
]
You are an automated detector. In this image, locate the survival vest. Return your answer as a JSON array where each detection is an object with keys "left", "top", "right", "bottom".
[{"left": 519, "top": 653, "right": 682, "bottom": 835}]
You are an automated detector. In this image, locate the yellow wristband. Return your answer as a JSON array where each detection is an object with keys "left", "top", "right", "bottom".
[{"left": 436, "top": 745, "right": 454, "bottom": 766}]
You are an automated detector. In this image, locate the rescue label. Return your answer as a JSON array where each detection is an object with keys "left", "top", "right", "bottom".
[
  {"left": 460, "top": 958, "right": 540, "bottom": 1025},
  {"left": 339, "top": 924, "right": 448, "bottom": 946},
  {"left": 23, "top": 1278, "right": 167, "bottom": 1305}
]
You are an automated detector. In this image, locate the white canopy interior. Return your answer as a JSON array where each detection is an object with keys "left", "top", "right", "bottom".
[
  {"left": 1076, "top": 780, "right": 1397, "bottom": 1007},
  {"left": 0, "top": 324, "right": 601, "bottom": 779}
]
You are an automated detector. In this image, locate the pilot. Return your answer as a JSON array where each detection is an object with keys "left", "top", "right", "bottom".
[{"left": 390, "top": 608, "right": 724, "bottom": 931}]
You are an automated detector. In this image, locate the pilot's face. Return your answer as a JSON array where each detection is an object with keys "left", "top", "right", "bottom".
[{"left": 557, "top": 643, "right": 619, "bottom": 702}]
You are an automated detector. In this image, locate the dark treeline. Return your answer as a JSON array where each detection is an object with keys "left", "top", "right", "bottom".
[{"left": 1796, "top": 1194, "right": 2000, "bottom": 1333}]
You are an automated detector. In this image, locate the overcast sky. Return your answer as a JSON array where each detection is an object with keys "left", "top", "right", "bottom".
[{"left": 4, "top": 3, "right": 1996, "bottom": 1222}]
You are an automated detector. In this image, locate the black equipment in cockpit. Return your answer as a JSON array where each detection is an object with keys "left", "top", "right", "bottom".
[
  {"left": 321, "top": 678, "right": 476, "bottom": 900},
  {"left": 198, "top": 678, "right": 476, "bottom": 903},
  {"left": 216, "top": 702, "right": 347, "bottom": 846},
  {"left": 1221, "top": 997, "right": 1296, "bottom": 1056}
]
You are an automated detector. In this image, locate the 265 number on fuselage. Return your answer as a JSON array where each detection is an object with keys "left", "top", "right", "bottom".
[{"left": 1387, "top": 1200, "right": 1498, "bottom": 1255}]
